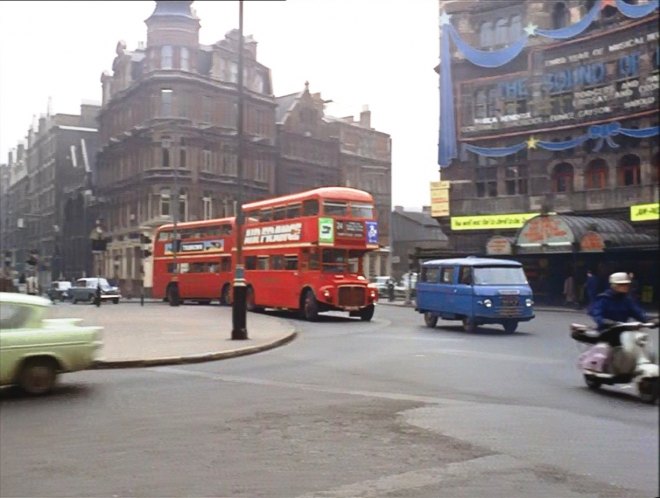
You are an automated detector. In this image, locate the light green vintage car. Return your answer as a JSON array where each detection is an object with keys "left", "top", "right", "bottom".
[{"left": 0, "top": 292, "right": 103, "bottom": 394}]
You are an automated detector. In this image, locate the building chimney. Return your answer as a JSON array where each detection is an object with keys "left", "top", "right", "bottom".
[
  {"left": 359, "top": 105, "right": 371, "bottom": 128},
  {"left": 394, "top": 205, "right": 404, "bottom": 213}
]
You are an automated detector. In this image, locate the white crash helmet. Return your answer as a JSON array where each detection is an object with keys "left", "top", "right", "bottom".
[{"left": 609, "top": 272, "right": 631, "bottom": 285}]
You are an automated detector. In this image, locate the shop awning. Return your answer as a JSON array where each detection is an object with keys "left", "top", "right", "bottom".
[{"left": 513, "top": 214, "right": 658, "bottom": 254}]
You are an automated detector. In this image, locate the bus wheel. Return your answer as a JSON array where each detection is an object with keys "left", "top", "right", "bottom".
[
  {"left": 302, "top": 290, "right": 319, "bottom": 322},
  {"left": 359, "top": 304, "right": 375, "bottom": 322},
  {"left": 167, "top": 285, "right": 180, "bottom": 307},
  {"left": 220, "top": 284, "right": 231, "bottom": 306},
  {"left": 246, "top": 287, "right": 263, "bottom": 312}
]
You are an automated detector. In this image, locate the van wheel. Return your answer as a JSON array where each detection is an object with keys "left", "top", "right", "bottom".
[
  {"left": 462, "top": 317, "right": 476, "bottom": 333},
  {"left": 424, "top": 312, "right": 438, "bottom": 328},
  {"left": 72, "top": 297, "right": 78, "bottom": 305},
  {"left": 18, "top": 358, "right": 58, "bottom": 395},
  {"left": 503, "top": 320, "right": 518, "bottom": 334},
  {"left": 302, "top": 290, "right": 319, "bottom": 322},
  {"left": 359, "top": 304, "right": 375, "bottom": 322},
  {"left": 584, "top": 374, "right": 601, "bottom": 390}
]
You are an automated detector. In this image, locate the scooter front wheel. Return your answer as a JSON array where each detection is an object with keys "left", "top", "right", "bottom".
[
  {"left": 638, "top": 378, "right": 658, "bottom": 404},
  {"left": 584, "top": 374, "right": 601, "bottom": 390}
]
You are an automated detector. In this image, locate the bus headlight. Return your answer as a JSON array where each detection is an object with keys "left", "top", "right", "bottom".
[
  {"left": 483, "top": 299, "right": 492, "bottom": 308},
  {"left": 525, "top": 298, "right": 533, "bottom": 307},
  {"left": 322, "top": 289, "right": 332, "bottom": 301}
]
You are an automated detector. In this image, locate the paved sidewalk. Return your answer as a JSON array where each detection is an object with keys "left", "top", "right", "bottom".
[{"left": 45, "top": 302, "right": 297, "bottom": 369}]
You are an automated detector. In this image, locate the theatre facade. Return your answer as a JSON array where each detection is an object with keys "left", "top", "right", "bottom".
[{"left": 432, "top": 0, "right": 659, "bottom": 305}]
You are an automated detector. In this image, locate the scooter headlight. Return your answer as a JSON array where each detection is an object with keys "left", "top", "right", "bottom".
[
  {"left": 525, "top": 298, "right": 533, "bottom": 307},
  {"left": 483, "top": 299, "right": 492, "bottom": 308}
]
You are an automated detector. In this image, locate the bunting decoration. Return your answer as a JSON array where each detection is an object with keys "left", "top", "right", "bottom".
[
  {"left": 461, "top": 123, "right": 659, "bottom": 158},
  {"left": 438, "top": 0, "right": 660, "bottom": 167}
]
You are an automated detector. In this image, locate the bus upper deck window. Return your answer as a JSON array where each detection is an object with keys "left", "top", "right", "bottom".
[
  {"left": 259, "top": 209, "right": 272, "bottom": 222},
  {"left": 302, "top": 200, "right": 318, "bottom": 216},
  {"left": 273, "top": 206, "right": 287, "bottom": 221},
  {"left": 323, "top": 201, "right": 348, "bottom": 216},
  {"left": 286, "top": 203, "right": 301, "bottom": 218},
  {"left": 350, "top": 203, "right": 374, "bottom": 218}
]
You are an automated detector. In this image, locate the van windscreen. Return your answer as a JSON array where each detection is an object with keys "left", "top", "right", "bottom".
[{"left": 473, "top": 266, "right": 527, "bottom": 285}]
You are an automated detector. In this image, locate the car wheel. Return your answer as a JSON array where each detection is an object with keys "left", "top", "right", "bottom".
[
  {"left": 88, "top": 294, "right": 95, "bottom": 304},
  {"left": 462, "top": 317, "right": 477, "bottom": 333},
  {"left": 18, "top": 358, "right": 58, "bottom": 395},
  {"left": 302, "top": 290, "right": 319, "bottom": 322},
  {"left": 359, "top": 304, "right": 375, "bottom": 322},
  {"left": 72, "top": 297, "right": 78, "bottom": 304},
  {"left": 424, "top": 312, "right": 438, "bottom": 328},
  {"left": 503, "top": 320, "right": 518, "bottom": 334},
  {"left": 112, "top": 298, "right": 119, "bottom": 304}
]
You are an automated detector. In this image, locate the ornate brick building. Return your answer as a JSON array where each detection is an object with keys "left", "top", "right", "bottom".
[{"left": 434, "top": 0, "right": 659, "bottom": 304}]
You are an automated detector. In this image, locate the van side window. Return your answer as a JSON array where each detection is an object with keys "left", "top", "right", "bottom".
[
  {"left": 422, "top": 267, "right": 440, "bottom": 283},
  {"left": 459, "top": 266, "right": 472, "bottom": 285},
  {"left": 440, "top": 267, "right": 454, "bottom": 284}
]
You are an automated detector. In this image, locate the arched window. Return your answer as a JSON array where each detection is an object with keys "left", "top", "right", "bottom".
[
  {"left": 552, "top": 3, "right": 569, "bottom": 29},
  {"left": 160, "top": 188, "right": 171, "bottom": 216},
  {"left": 552, "top": 162, "right": 574, "bottom": 192},
  {"left": 180, "top": 47, "right": 189, "bottom": 71},
  {"left": 509, "top": 15, "right": 522, "bottom": 41},
  {"left": 618, "top": 154, "right": 641, "bottom": 186},
  {"left": 161, "top": 45, "right": 173, "bottom": 69},
  {"left": 480, "top": 21, "right": 494, "bottom": 48},
  {"left": 585, "top": 158, "right": 608, "bottom": 189},
  {"left": 495, "top": 18, "right": 508, "bottom": 46}
]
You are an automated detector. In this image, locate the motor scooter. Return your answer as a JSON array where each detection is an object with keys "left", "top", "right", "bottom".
[{"left": 570, "top": 321, "right": 658, "bottom": 404}]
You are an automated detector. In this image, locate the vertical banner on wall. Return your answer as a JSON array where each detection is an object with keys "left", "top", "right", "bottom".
[
  {"left": 430, "top": 181, "right": 450, "bottom": 217},
  {"left": 318, "top": 217, "right": 334, "bottom": 245}
]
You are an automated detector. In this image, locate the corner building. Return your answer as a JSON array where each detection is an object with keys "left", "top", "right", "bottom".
[
  {"left": 96, "top": 1, "right": 277, "bottom": 295},
  {"left": 437, "top": 0, "right": 659, "bottom": 305}
]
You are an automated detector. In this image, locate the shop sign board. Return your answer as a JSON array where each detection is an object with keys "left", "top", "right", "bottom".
[
  {"left": 630, "top": 202, "right": 659, "bottom": 221},
  {"left": 451, "top": 212, "right": 537, "bottom": 231},
  {"left": 430, "top": 181, "right": 450, "bottom": 217}
]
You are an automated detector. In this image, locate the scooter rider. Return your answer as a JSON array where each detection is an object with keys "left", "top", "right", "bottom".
[{"left": 589, "top": 272, "right": 654, "bottom": 344}]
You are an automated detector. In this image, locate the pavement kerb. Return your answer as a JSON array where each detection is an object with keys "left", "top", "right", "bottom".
[{"left": 91, "top": 329, "right": 298, "bottom": 370}]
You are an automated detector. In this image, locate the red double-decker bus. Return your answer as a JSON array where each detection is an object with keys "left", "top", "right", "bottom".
[
  {"left": 152, "top": 218, "right": 235, "bottom": 305},
  {"left": 241, "top": 187, "right": 380, "bottom": 321}
]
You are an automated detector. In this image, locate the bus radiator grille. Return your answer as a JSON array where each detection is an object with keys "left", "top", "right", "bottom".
[{"left": 338, "top": 286, "right": 366, "bottom": 307}]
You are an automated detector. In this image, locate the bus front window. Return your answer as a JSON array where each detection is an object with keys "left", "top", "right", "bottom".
[
  {"left": 322, "top": 249, "right": 348, "bottom": 273},
  {"left": 350, "top": 203, "right": 374, "bottom": 218}
]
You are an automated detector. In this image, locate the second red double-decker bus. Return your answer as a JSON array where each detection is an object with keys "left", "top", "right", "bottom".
[
  {"left": 152, "top": 218, "right": 235, "bottom": 305},
  {"left": 241, "top": 187, "right": 379, "bottom": 321}
]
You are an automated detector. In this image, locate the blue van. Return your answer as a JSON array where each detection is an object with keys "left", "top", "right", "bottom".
[{"left": 415, "top": 257, "right": 534, "bottom": 333}]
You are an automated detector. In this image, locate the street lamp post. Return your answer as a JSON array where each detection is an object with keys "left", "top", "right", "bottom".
[{"left": 232, "top": 0, "right": 248, "bottom": 340}]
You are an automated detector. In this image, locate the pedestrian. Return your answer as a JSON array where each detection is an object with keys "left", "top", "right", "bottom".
[
  {"left": 585, "top": 270, "right": 599, "bottom": 312},
  {"left": 563, "top": 274, "right": 576, "bottom": 307}
]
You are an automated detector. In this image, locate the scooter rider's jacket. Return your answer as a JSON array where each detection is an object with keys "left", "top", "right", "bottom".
[{"left": 589, "top": 289, "right": 648, "bottom": 331}]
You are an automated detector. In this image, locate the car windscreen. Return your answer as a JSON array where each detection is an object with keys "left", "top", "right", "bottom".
[{"left": 473, "top": 266, "right": 528, "bottom": 285}]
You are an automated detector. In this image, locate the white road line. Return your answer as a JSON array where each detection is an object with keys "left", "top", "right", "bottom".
[{"left": 292, "top": 454, "right": 525, "bottom": 498}]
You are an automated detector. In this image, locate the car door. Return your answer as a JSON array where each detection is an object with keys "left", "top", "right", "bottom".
[{"left": 454, "top": 265, "right": 474, "bottom": 318}]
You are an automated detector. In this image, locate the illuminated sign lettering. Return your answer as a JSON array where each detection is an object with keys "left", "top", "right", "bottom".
[
  {"left": 451, "top": 213, "right": 538, "bottom": 231},
  {"left": 630, "top": 203, "right": 659, "bottom": 222}
]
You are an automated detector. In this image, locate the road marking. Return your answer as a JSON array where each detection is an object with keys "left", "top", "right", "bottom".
[
  {"left": 152, "top": 366, "right": 462, "bottom": 405},
  {"left": 292, "top": 454, "right": 525, "bottom": 498},
  {"left": 426, "top": 348, "right": 562, "bottom": 365}
]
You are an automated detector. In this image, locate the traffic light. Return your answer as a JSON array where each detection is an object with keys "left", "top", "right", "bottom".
[{"left": 143, "top": 249, "right": 152, "bottom": 258}]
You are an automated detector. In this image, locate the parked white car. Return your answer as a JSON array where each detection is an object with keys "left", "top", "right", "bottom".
[{"left": 70, "top": 278, "right": 121, "bottom": 304}]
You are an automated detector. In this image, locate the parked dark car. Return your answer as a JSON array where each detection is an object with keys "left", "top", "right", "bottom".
[{"left": 70, "top": 278, "right": 120, "bottom": 304}]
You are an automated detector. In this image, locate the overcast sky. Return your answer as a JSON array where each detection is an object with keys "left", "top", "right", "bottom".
[{"left": 0, "top": 0, "right": 440, "bottom": 209}]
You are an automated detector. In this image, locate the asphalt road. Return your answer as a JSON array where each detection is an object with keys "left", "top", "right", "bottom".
[{"left": 1, "top": 305, "right": 658, "bottom": 498}]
